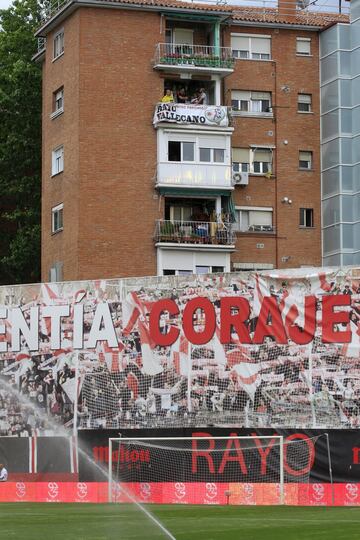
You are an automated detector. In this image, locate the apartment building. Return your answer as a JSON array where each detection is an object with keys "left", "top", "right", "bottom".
[{"left": 35, "top": 0, "right": 347, "bottom": 281}]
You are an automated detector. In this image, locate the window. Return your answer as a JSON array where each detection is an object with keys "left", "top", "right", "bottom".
[
  {"left": 53, "top": 29, "right": 64, "bottom": 59},
  {"left": 168, "top": 141, "right": 194, "bottom": 162},
  {"left": 298, "top": 94, "right": 312, "bottom": 112},
  {"left": 49, "top": 262, "right": 63, "bottom": 282},
  {"left": 231, "top": 34, "right": 271, "bottom": 60},
  {"left": 170, "top": 205, "right": 192, "bottom": 221},
  {"left": 232, "top": 148, "right": 250, "bottom": 173},
  {"left": 299, "top": 150, "right": 312, "bottom": 170},
  {"left": 296, "top": 37, "right": 311, "bottom": 56},
  {"left": 52, "top": 87, "right": 64, "bottom": 117},
  {"left": 235, "top": 207, "right": 273, "bottom": 232},
  {"left": 253, "top": 148, "right": 272, "bottom": 174},
  {"left": 232, "top": 91, "right": 271, "bottom": 114},
  {"left": 199, "top": 148, "right": 225, "bottom": 163},
  {"left": 300, "top": 208, "right": 314, "bottom": 228},
  {"left": 52, "top": 204, "right": 63, "bottom": 233},
  {"left": 232, "top": 147, "right": 273, "bottom": 174},
  {"left": 52, "top": 146, "right": 64, "bottom": 176}
]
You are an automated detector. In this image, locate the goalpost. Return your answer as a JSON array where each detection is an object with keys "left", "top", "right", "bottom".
[
  {"left": 108, "top": 435, "right": 333, "bottom": 506},
  {"left": 108, "top": 436, "right": 289, "bottom": 504}
]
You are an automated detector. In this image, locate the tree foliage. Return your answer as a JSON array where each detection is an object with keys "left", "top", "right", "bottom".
[{"left": 0, "top": 0, "right": 42, "bottom": 285}]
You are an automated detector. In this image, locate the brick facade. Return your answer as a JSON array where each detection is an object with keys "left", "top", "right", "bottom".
[{"left": 39, "top": 2, "right": 329, "bottom": 281}]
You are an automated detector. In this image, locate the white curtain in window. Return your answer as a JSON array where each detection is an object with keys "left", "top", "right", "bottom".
[{"left": 251, "top": 37, "right": 271, "bottom": 54}]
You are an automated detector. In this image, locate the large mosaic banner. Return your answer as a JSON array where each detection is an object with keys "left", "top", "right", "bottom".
[{"left": 0, "top": 267, "right": 360, "bottom": 434}]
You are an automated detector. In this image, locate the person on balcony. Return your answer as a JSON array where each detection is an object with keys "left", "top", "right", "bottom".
[
  {"left": 161, "top": 89, "right": 174, "bottom": 103},
  {"left": 195, "top": 88, "right": 208, "bottom": 105},
  {"left": 177, "top": 88, "right": 189, "bottom": 104}
]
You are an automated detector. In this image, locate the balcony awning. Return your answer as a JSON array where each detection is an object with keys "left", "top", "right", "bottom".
[{"left": 157, "top": 186, "right": 232, "bottom": 197}]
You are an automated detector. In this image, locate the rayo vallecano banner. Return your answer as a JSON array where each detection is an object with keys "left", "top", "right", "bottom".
[
  {"left": 1, "top": 267, "right": 360, "bottom": 432},
  {"left": 153, "top": 103, "right": 229, "bottom": 127}
]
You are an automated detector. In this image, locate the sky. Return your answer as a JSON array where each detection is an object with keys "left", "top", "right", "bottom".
[{"left": 0, "top": 0, "right": 12, "bottom": 9}]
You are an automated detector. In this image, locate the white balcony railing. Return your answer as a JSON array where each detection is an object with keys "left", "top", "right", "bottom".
[
  {"left": 154, "top": 43, "right": 235, "bottom": 71},
  {"left": 155, "top": 220, "right": 235, "bottom": 246}
]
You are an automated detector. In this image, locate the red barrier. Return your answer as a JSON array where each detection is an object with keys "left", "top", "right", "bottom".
[{"left": 1, "top": 482, "right": 360, "bottom": 505}]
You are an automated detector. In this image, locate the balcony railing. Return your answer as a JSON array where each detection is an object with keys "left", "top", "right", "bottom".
[
  {"left": 154, "top": 43, "right": 235, "bottom": 70},
  {"left": 155, "top": 220, "right": 235, "bottom": 246}
]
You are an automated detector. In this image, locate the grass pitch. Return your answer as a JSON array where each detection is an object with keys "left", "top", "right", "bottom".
[{"left": 0, "top": 503, "right": 360, "bottom": 540}]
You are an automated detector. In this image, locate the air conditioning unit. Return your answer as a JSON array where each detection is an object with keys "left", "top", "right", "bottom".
[{"left": 232, "top": 172, "right": 249, "bottom": 186}]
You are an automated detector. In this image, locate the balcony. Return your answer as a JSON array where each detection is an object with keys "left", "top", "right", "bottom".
[
  {"left": 155, "top": 220, "right": 235, "bottom": 247},
  {"left": 154, "top": 44, "right": 235, "bottom": 76}
]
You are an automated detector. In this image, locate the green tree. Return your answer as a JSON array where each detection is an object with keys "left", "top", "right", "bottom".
[{"left": 0, "top": 0, "right": 42, "bottom": 285}]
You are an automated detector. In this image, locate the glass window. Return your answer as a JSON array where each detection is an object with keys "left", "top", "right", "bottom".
[
  {"left": 183, "top": 142, "right": 194, "bottom": 161},
  {"left": 196, "top": 266, "right": 210, "bottom": 274},
  {"left": 231, "top": 35, "right": 271, "bottom": 60},
  {"left": 52, "top": 146, "right": 64, "bottom": 175},
  {"left": 235, "top": 208, "right": 273, "bottom": 232},
  {"left": 168, "top": 141, "right": 181, "bottom": 161},
  {"left": 299, "top": 208, "right": 314, "bottom": 228},
  {"left": 52, "top": 204, "right": 63, "bottom": 233},
  {"left": 298, "top": 94, "right": 312, "bottom": 112},
  {"left": 53, "top": 87, "right": 64, "bottom": 114},
  {"left": 214, "top": 149, "right": 225, "bottom": 163},
  {"left": 299, "top": 151, "right": 312, "bottom": 169},
  {"left": 253, "top": 149, "right": 272, "bottom": 174},
  {"left": 296, "top": 37, "right": 311, "bottom": 55},
  {"left": 53, "top": 30, "right": 64, "bottom": 59},
  {"left": 199, "top": 148, "right": 211, "bottom": 162}
]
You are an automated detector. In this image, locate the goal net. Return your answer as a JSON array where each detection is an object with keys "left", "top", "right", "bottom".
[{"left": 108, "top": 435, "right": 329, "bottom": 505}]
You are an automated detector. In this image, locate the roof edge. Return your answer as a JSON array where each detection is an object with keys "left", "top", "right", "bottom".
[{"left": 35, "top": 0, "right": 231, "bottom": 36}]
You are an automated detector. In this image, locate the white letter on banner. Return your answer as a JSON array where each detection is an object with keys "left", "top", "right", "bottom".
[
  {"left": 0, "top": 308, "right": 8, "bottom": 353},
  {"left": 11, "top": 307, "right": 39, "bottom": 352},
  {"left": 73, "top": 303, "right": 84, "bottom": 349},
  {"left": 87, "top": 303, "right": 118, "bottom": 349},
  {"left": 42, "top": 305, "right": 70, "bottom": 350}
]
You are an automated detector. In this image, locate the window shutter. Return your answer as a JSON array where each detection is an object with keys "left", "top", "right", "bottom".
[
  {"left": 173, "top": 29, "right": 194, "bottom": 45},
  {"left": 298, "top": 94, "right": 312, "bottom": 104},
  {"left": 253, "top": 149, "right": 272, "bottom": 162},
  {"left": 297, "top": 38, "right": 311, "bottom": 54},
  {"left": 248, "top": 211, "right": 272, "bottom": 226},
  {"left": 232, "top": 90, "right": 251, "bottom": 101},
  {"left": 232, "top": 148, "right": 249, "bottom": 162},
  {"left": 231, "top": 36, "right": 249, "bottom": 51},
  {"left": 299, "top": 151, "right": 312, "bottom": 161},
  {"left": 251, "top": 91, "right": 271, "bottom": 100},
  {"left": 252, "top": 37, "right": 271, "bottom": 55}
]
